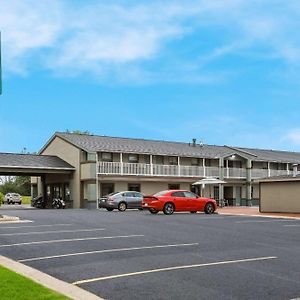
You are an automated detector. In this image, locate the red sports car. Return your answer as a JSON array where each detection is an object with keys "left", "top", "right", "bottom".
[{"left": 142, "top": 190, "right": 217, "bottom": 215}]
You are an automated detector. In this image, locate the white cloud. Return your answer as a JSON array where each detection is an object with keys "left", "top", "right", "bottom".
[
  {"left": 284, "top": 129, "right": 300, "bottom": 145},
  {"left": 1, "top": 0, "right": 300, "bottom": 81}
]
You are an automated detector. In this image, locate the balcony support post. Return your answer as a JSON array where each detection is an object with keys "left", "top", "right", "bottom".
[
  {"left": 218, "top": 158, "right": 224, "bottom": 206},
  {"left": 203, "top": 158, "right": 206, "bottom": 177},
  {"left": 96, "top": 153, "right": 99, "bottom": 210},
  {"left": 120, "top": 153, "right": 123, "bottom": 175},
  {"left": 150, "top": 155, "right": 153, "bottom": 176},
  {"left": 178, "top": 156, "right": 181, "bottom": 176},
  {"left": 246, "top": 159, "right": 252, "bottom": 206}
]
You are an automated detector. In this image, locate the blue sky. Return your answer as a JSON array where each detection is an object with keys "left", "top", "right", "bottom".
[{"left": 1, "top": 0, "right": 300, "bottom": 153}]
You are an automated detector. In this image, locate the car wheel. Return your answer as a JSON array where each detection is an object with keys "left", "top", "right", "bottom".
[
  {"left": 204, "top": 203, "right": 215, "bottom": 214},
  {"left": 19, "top": 202, "right": 22, "bottom": 205},
  {"left": 163, "top": 203, "right": 175, "bottom": 215},
  {"left": 118, "top": 202, "right": 127, "bottom": 212},
  {"left": 106, "top": 208, "right": 114, "bottom": 211},
  {"left": 190, "top": 211, "right": 197, "bottom": 214},
  {"left": 149, "top": 208, "right": 159, "bottom": 214}
]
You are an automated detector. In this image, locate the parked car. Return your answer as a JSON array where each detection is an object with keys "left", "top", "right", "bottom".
[
  {"left": 142, "top": 190, "right": 217, "bottom": 215},
  {"left": 4, "top": 193, "right": 22, "bottom": 205},
  {"left": 98, "top": 191, "right": 144, "bottom": 211}
]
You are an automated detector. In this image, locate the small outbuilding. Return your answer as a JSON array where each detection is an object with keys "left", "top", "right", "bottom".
[{"left": 259, "top": 175, "right": 300, "bottom": 213}]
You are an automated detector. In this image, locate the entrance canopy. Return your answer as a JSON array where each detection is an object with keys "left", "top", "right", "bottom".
[
  {"left": 193, "top": 177, "right": 226, "bottom": 185},
  {"left": 0, "top": 153, "right": 75, "bottom": 176}
]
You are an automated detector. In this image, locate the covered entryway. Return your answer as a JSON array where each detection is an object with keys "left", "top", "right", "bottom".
[{"left": 0, "top": 153, "right": 75, "bottom": 208}]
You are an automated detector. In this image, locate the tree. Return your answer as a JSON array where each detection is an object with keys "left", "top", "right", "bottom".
[{"left": 0, "top": 176, "right": 31, "bottom": 196}]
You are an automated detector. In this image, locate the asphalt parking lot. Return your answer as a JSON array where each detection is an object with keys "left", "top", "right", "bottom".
[{"left": 0, "top": 208, "right": 300, "bottom": 300}]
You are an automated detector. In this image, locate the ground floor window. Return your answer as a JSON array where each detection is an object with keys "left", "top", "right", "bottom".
[
  {"left": 168, "top": 184, "right": 180, "bottom": 190},
  {"left": 213, "top": 186, "right": 219, "bottom": 200},
  {"left": 101, "top": 183, "right": 114, "bottom": 196},
  {"left": 128, "top": 183, "right": 141, "bottom": 192}
]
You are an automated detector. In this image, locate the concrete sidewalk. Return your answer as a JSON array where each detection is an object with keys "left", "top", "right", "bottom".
[{"left": 218, "top": 206, "right": 300, "bottom": 219}]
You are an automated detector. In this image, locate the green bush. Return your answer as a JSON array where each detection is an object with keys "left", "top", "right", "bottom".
[{"left": 0, "top": 192, "right": 4, "bottom": 206}]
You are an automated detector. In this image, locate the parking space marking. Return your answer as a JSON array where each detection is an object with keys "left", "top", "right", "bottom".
[
  {"left": 73, "top": 256, "right": 277, "bottom": 285},
  {"left": 283, "top": 224, "right": 300, "bottom": 227},
  {"left": 19, "top": 243, "right": 199, "bottom": 262},
  {"left": 0, "top": 223, "right": 73, "bottom": 229},
  {"left": 236, "top": 220, "right": 296, "bottom": 224},
  {"left": 0, "top": 228, "right": 106, "bottom": 236},
  {"left": 0, "top": 234, "right": 144, "bottom": 248}
]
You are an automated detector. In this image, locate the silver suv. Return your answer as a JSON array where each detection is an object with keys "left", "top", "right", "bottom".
[
  {"left": 5, "top": 193, "right": 22, "bottom": 204},
  {"left": 98, "top": 191, "right": 143, "bottom": 211}
]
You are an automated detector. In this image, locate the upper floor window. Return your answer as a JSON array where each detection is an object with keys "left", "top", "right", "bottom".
[
  {"left": 169, "top": 184, "right": 180, "bottom": 190},
  {"left": 168, "top": 156, "right": 178, "bottom": 165},
  {"left": 101, "top": 152, "right": 113, "bottom": 162},
  {"left": 191, "top": 158, "right": 200, "bottom": 166},
  {"left": 153, "top": 155, "right": 163, "bottom": 164},
  {"left": 87, "top": 152, "right": 96, "bottom": 161},
  {"left": 128, "top": 154, "right": 139, "bottom": 163}
]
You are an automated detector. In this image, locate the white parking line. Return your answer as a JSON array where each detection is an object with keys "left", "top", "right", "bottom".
[
  {"left": 0, "top": 228, "right": 106, "bottom": 236},
  {"left": 283, "top": 224, "right": 300, "bottom": 227},
  {"left": 73, "top": 256, "right": 277, "bottom": 285},
  {"left": 19, "top": 243, "right": 199, "bottom": 262},
  {"left": 0, "top": 224, "right": 73, "bottom": 229},
  {"left": 0, "top": 235, "right": 144, "bottom": 248},
  {"left": 236, "top": 220, "right": 296, "bottom": 224}
]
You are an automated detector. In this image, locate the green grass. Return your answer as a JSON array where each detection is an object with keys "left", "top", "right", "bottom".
[
  {"left": 0, "top": 265, "right": 70, "bottom": 300},
  {"left": 21, "top": 196, "right": 32, "bottom": 205}
]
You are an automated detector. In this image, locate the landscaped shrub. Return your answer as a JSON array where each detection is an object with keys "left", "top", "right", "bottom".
[{"left": 0, "top": 192, "right": 4, "bottom": 206}]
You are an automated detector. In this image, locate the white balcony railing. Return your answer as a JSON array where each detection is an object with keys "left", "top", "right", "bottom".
[
  {"left": 98, "top": 162, "right": 291, "bottom": 179},
  {"left": 251, "top": 169, "right": 269, "bottom": 179},
  {"left": 98, "top": 162, "right": 205, "bottom": 177},
  {"left": 226, "top": 168, "right": 247, "bottom": 178}
]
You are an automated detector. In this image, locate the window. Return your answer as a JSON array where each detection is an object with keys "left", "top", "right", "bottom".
[
  {"left": 168, "top": 184, "right": 180, "bottom": 190},
  {"left": 183, "top": 191, "right": 198, "bottom": 198},
  {"left": 191, "top": 158, "right": 200, "bottom": 166},
  {"left": 101, "top": 152, "right": 113, "bottom": 162},
  {"left": 153, "top": 155, "right": 163, "bottom": 164},
  {"left": 124, "top": 192, "right": 135, "bottom": 197},
  {"left": 128, "top": 154, "right": 139, "bottom": 163},
  {"left": 205, "top": 159, "right": 211, "bottom": 167},
  {"left": 168, "top": 156, "right": 178, "bottom": 165},
  {"left": 128, "top": 183, "right": 141, "bottom": 192},
  {"left": 87, "top": 152, "right": 96, "bottom": 161},
  {"left": 171, "top": 191, "right": 185, "bottom": 197}
]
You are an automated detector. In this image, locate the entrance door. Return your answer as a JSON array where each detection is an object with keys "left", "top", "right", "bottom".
[
  {"left": 235, "top": 186, "right": 242, "bottom": 206},
  {"left": 224, "top": 186, "right": 234, "bottom": 206},
  {"left": 101, "top": 183, "right": 114, "bottom": 197}
]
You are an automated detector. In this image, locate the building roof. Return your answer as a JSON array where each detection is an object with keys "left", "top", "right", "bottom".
[
  {"left": 54, "top": 132, "right": 300, "bottom": 164},
  {"left": 0, "top": 153, "right": 75, "bottom": 170},
  {"left": 258, "top": 174, "right": 300, "bottom": 183}
]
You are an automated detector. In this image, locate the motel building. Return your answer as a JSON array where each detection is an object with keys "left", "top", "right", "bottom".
[{"left": 1, "top": 132, "right": 300, "bottom": 209}]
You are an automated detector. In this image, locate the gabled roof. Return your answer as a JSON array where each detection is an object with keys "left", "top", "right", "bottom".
[
  {"left": 0, "top": 153, "right": 75, "bottom": 170},
  {"left": 51, "top": 132, "right": 300, "bottom": 164}
]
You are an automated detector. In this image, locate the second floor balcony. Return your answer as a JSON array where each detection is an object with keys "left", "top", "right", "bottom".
[{"left": 98, "top": 162, "right": 250, "bottom": 178}]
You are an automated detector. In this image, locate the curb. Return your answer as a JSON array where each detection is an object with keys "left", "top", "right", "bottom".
[
  {"left": 218, "top": 212, "right": 300, "bottom": 220},
  {"left": 0, "top": 255, "right": 104, "bottom": 300}
]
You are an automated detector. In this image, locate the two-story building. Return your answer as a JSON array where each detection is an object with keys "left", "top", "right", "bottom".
[{"left": 31, "top": 132, "right": 300, "bottom": 208}]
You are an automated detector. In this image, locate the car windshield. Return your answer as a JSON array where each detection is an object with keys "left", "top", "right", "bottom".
[{"left": 154, "top": 190, "right": 168, "bottom": 196}]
